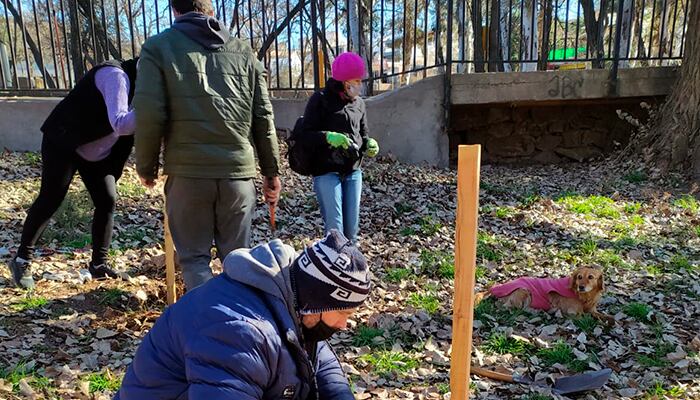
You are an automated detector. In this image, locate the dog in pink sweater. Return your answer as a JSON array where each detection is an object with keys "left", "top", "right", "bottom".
[{"left": 481, "top": 266, "right": 609, "bottom": 320}]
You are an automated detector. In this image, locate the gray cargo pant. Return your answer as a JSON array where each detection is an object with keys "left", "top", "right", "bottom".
[{"left": 165, "top": 176, "right": 256, "bottom": 291}]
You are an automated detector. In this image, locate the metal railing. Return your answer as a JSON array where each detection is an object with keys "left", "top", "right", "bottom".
[{"left": 0, "top": 0, "right": 691, "bottom": 95}]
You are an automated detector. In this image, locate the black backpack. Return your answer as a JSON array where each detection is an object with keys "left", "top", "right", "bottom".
[{"left": 286, "top": 116, "right": 316, "bottom": 176}]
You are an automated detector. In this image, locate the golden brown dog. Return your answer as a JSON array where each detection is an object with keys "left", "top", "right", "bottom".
[{"left": 478, "top": 266, "right": 611, "bottom": 322}]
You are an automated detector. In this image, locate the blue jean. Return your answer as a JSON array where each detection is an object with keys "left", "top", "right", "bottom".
[{"left": 313, "top": 170, "right": 362, "bottom": 242}]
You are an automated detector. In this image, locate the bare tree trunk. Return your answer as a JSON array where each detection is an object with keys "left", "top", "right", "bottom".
[
  {"left": 499, "top": 0, "right": 511, "bottom": 71},
  {"left": 5, "top": 0, "right": 56, "bottom": 88},
  {"left": 67, "top": 0, "right": 85, "bottom": 80},
  {"left": 348, "top": 0, "right": 360, "bottom": 52},
  {"left": 521, "top": 0, "right": 538, "bottom": 71},
  {"left": 619, "top": 0, "right": 633, "bottom": 68},
  {"left": 256, "top": 0, "right": 305, "bottom": 60},
  {"left": 401, "top": 0, "right": 415, "bottom": 83},
  {"left": 625, "top": 0, "right": 700, "bottom": 178},
  {"left": 538, "top": 0, "right": 553, "bottom": 70},
  {"left": 581, "top": 0, "right": 608, "bottom": 68},
  {"left": 488, "top": 0, "right": 503, "bottom": 71},
  {"left": 472, "top": 0, "right": 485, "bottom": 72},
  {"left": 659, "top": 0, "right": 675, "bottom": 65}
]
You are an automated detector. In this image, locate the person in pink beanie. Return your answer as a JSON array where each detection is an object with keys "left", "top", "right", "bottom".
[{"left": 298, "top": 52, "right": 379, "bottom": 244}]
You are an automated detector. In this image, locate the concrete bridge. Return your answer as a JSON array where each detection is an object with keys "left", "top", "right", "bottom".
[{"left": 0, "top": 67, "right": 678, "bottom": 167}]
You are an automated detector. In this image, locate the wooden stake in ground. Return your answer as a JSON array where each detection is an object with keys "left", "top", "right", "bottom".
[
  {"left": 450, "top": 145, "right": 482, "bottom": 399},
  {"left": 164, "top": 211, "right": 177, "bottom": 305}
]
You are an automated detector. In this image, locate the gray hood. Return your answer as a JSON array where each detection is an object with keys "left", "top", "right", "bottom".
[
  {"left": 172, "top": 12, "right": 230, "bottom": 50},
  {"left": 223, "top": 239, "right": 299, "bottom": 315}
]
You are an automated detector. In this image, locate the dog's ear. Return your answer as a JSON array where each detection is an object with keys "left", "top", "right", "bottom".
[
  {"left": 596, "top": 272, "right": 605, "bottom": 291},
  {"left": 569, "top": 268, "right": 579, "bottom": 292}
]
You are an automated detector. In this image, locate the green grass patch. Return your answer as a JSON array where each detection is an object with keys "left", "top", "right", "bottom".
[
  {"left": 475, "top": 265, "right": 487, "bottom": 280},
  {"left": 385, "top": 267, "right": 412, "bottom": 283},
  {"left": 86, "top": 370, "right": 122, "bottom": 393},
  {"left": 673, "top": 194, "right": 699, "bottom": 213},
  {"left": 400, "top": 226, "right": 417, "bottom": 236},
  {"left": 644, "top": 382, "right": 686, "bottom": 399},
  {"left": 537, "top": 342, "right": 587, "bottom": 371},
  {"left": 12, "top": 295, "right": 49, "bottom": 312},
  {"left": 519, "top": 191, "right": 541, "bottom": 207},
  {"left": 0, "top": 362, "right": 53, "bottom": 394},
  {"left": 495, "top": 206, "right": 515, "bottom": 219},
  {"left": 115, "top": 227, "right": 149, "bottom": 248},
  {"left": 477, "top": 232, "right": 505, "bottom": 262},
  {"left": 572, "top": 314, "right": 598, "bottom": 333},
  {"left": 613, "top": 235, "right": 640, "bottom": 250},
  {"left": 352, "top": 325, "right": 385, "bottom": 347},
  {"left": 610, "top": 223, "right": 633, "bottom": 237},
  {"left": 635, "top": 342, "right": 675, "bottom": 368},
  {"left": 624, "top": 302, "right": 653, "bottom": 322},
  {"left": 624, "top": 202, "right": 643, "bottom": 214},
  {"left": 97, "top": 288, "right": 129, "bottom": 307},
  {"left": 436, "top": 382, "right": 450, "bottom": 394},
  {"left": 623, "top": 170, "right": 647, "bottom": 183},
  {"left": 646, "top": 265, "right": 664, "bottom": 276},
  {"left": 556, "top": 194, "right": 621, "bottom": 219},
  {"left": 359, "top": 351, "right": 418, "bottom": 377},
  {"left": 408, "top": 292, "right": 441, "bottom": 314},
  {"left": 419, "top": 250, "right": 454, "bottom": 279},
  {"left": 43, "top": 187, "right": 93, "bottom": 246},
  {"left": 628, "top": 214, "right": 645, "bottom": 227},
  {"left": 21, "top": 152, "right": 42, "bottom": 167},
  {"left": 418, "top": 215, "right": 443, "bottom": 236},
  {"left": 668, "top": 254, "right": 695, "bottom": 272},
  {"left": 595, "top": 249, "right": 628, "bottom": 269},
  {"left": 482, "top": 333, "right": 531, "bottom": 355},
  {"left": 117, "top": 179, "right": 146, "bottom": 198},
  {"left": 578, "top": 238, "right": 598, "bottom": 257}
]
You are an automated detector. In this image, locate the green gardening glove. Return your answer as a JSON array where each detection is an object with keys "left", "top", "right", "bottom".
[
  {"left": 326, "top": 131, "right": 351, "bottom": 149},
  {"left": 365, "top": 138, "right": 379, "bottom": 157}
]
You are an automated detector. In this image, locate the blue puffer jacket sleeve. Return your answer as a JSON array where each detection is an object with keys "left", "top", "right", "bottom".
[
  {"left": 315, "top": 341, "right": 354, "bottom": 400},
  {"left": 185, "top": 320, "right": 275, "bottom": 399}
]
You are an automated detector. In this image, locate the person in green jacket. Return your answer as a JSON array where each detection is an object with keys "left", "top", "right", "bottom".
[{"left": 134, "top": 0, "right": 281, "bottom": 291}]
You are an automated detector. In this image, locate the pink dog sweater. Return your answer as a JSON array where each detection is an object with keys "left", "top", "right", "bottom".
[{"left": 489, "top": 277, "right": 577, "bottom": 310}]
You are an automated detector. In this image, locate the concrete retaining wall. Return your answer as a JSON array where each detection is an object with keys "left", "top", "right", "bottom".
[
  {"left": 451, "top": 67, "right": 678, "bottom": 105},
  {"left": 366, "top": 76, "right": 448, "bottom": 167},
  {"left": 0, "top": 97, "right": 59, "bottom": 151},
  {"left": 0, "top": 78, "right": 449, "bottom": 167},
  {"left": 0, "top": 67, "right": 677, "bottom": 168}
]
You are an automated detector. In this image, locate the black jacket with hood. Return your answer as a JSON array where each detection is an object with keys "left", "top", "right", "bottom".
[{"left": 300, "top": 78, "right": 370, "bottom": 176}]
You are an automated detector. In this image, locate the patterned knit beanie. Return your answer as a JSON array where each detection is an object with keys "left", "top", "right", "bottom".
[
  {"left": 331, "top": 52, "right": 367, "bottom": 82},
  {"left": 290, "top": 230, "right": 371, "bottom": 314}
]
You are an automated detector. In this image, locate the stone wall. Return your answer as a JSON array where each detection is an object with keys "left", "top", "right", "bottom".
[{"left": 450, "top": 98, "right": 660, "bottom": 165}]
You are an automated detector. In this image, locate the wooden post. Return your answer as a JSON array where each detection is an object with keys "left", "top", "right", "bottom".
[
  {"left": 450, "top": 145, "right": 482, "bottom": 399},
  {"left": 164, "top": 211, "right": 177, "bottom": 305},
  {"left": 318, "top": 50, "right": 326, "bottom": 88}
]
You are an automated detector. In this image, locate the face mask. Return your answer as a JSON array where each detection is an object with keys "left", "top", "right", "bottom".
[
  {"left": 302, "top": 318, "right": 339, "bottom": 343},
  {"left": 346, "top": 83, "right": 362, "bottom": 99}
]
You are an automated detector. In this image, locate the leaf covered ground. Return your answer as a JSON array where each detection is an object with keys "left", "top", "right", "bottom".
[{"left": 0, "top": 149, "right": 698, "bottom": 400}]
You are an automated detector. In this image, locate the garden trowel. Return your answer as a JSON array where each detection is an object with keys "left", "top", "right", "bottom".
[
  {"left": 269, "top": 203, "right": 277, "bottom": 232},
  {"left": 471, "top": 366, "right": 612, "bottom": 395}
]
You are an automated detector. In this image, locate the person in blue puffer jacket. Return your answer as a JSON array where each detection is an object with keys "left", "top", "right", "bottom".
[{"left": 115, "top": 230, "right": 371, "bottom": 399}]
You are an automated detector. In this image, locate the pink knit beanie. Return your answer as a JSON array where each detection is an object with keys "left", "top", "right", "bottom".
[{"left": 331, "top": 52, "right": 366, "bottom": 81}]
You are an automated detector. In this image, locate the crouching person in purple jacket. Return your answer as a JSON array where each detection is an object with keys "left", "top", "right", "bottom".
[{"left": 115, "top": 229, "right": 371, "bottom": 400}]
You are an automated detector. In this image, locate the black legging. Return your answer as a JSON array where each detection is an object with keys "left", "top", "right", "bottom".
[{"left": 17, "top": 133, "right": 134, "bottom": 265}]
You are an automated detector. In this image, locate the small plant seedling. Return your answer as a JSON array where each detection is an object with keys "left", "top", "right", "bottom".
[
  {"left": 358, "top": 351, "right": 418, "bottom": 377},
  {"left": 624, "top": 302, "right": 653, "bottom": 322}
]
